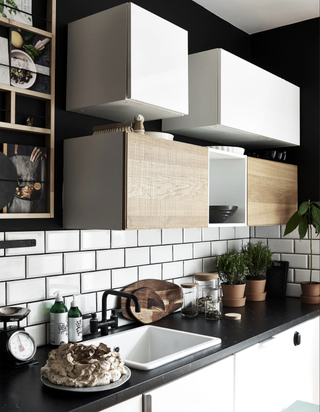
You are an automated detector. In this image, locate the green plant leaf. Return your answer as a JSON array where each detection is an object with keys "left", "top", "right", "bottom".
[
  {"left": 298, "top": 202, "right": 309, "bottom": 216},
  {"left": 298, "top": 215, "right": 308, "bottom": 239},
  {"left": 284, "top": 211, "right": 300, "bottom": 236},
  {"left": 311, "top": 204, "right": 320, "bottom": 234}
]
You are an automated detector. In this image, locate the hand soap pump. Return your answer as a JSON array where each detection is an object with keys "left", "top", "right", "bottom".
[
  {"left": 68, "top": 295, "right": 82, "bottom": 343},
  {"left": 50, "top": 291, "right": 68, "bottom": 345}
]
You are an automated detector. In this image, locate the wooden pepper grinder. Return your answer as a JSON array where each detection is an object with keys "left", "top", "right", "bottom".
[{"left": 134, "top": 114, "right": 145, "bottom": 134}]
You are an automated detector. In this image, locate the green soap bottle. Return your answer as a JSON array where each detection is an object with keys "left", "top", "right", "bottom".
[
  {"left": 68, "top": 295, "right": 82, "bottom": 343},
  {"left": 50, "top": 291, "right": 68, "bottom": 345}
]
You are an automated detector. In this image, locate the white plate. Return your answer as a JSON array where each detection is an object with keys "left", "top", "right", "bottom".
[
  {"left": 145, "top": 132, "right": 174, "bottom": 140},
  {"left": 10, "top": 49, "right": 37, "bottom": 89},
  {"left": 40, "top": 365, "right": 131, "bottom": 392},
  {"left": 209, "top": 146, "right": 245, "bottom": 155}
]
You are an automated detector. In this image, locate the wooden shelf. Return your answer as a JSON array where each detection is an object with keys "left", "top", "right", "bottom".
[{"left": 0, "top": 0, "right": 55, "bottom": 219}]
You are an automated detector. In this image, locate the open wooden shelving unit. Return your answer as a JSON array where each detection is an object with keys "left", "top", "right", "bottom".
[{"left": 0, "top": 0, "right": 55, "bottom": 219}]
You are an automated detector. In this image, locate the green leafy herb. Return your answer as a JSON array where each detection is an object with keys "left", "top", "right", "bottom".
[{"left": 23, "top": 44, "right": 42, "bottom": 60}]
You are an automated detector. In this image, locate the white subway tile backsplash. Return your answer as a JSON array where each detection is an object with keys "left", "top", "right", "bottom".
[
  {"left": 139, "top": 264, "right": 162, "bottom": 281},
  {"left": 295, "top": 269, "right": 320, "bottom": 283},
  {"left": 138, "top": 229, "right": 161, "bottom": 246},
  {"left": 5, "top": 231, "right": 45, "bottom": 256},
  {"left": 64, "top": 251, "right": 95, "bottom": 274},
  {"left": 286, "top": 282, "right": 301, "bottom": 298},
  {"left": 125, "top": 247, "right": 149, "bottom": 267},
  {"left": 173, "top": 243, "right": 193, "bottom": 261},
  {"left": 0, "top": 282, "right": 5, "bottom": 306},
  {"left": 163, "top": 261, "right": 183, "bottom": 280},
  {"left": 202, "top": 227, "right": 219, "bottom": 241},
  {"left": 47, "top": 274, "right": 80, "bottom": 298},
  {"left": 203, "top": 257, "right": 215, "bottom": 272},
  {"left": 65, "top": 292, "right": 97, "bottom": 314},
  {"left": 28, "top": 300, "right": 53, "bottom": 325},
  {"left": 220, "top": 227, "right": 235, "bottom": 240},
  {"left": 81, "top": 230, "right": 110, "bottom": 250},
  {"left": 295, "top": 239, "right": 320, "bottom": 254},
  {"left": 112, "top": 267, "right": 138, "bottom": 289},
  {"left": 174, "top": 276, "right": 193, "bottom": 286},
  {"left": 211, "top": 241, "right": 228, "bottom": 256},
  {"left": 268, "top": 239, "right": 294, "bottom": 254},
  {"left": 287, "top": 268, "right": 294, "bottom": 283},
  {"left": 96, "top": 249, "right": 124, "bottom": 270},
  {"left": 256, "top": 225, "right": 281, "bottom": 238},
  {"left": 26, "top": 324, "right": 46, "bottom": 347},
  {"left": 111, "top": 230, "right": 137, "bottom": 248},
  {"left": 193, "top": 242, "right": 211, "bottom": 258},
  {"left": 281, "top": 254, "right": 308, "bottom": 269},
  {"left": 150, "top": 245, "right": 173, "bottom": 264},
  {"left": 183, "top": 228, "right": 201, "bottom": 243},
  {"left": 46, "top": 230, "right": 79, "bottom": 253},
  {"left": 81, "top": 270, "right": 111, "bottom": 293},
  {"left": 235, "top": 226, "right": 250, "bottom": 239},
  {"left": 26, "top": 254, "right": 62, "bottom": 278},
  {"left": 227, "top": 239, "right": 243, "bottom": 251},
  {"left": 184, "top": 259, "right": 202, "bottom": 276},
  {"left": 162, "top": 229, "right": 183, "bottom": 244},
  {"left": 309, "top": 255, "right": 320, "bottom": 270},
  {"left": 0, "top": 256, "right": 25, "bottom": 281},
  {"left": 7, "top": 278, "right": 45, "bottom": 304}
]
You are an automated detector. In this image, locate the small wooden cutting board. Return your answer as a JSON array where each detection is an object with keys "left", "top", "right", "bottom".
[
  {"left": 121, "top": 279, "right": 183, "bottom": 323},
  {"left": 129, "top": 287, "right": 165, "bottom": 324}
]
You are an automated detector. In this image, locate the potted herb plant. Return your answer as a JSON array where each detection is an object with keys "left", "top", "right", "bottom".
[
  {"left": 216, "top": 249, "right": 248, "bottom": 307},
  {"left": 241, "top": 241, "right": 273, "bottom": 301},
  {"left": 284, "top": 200, "right": 320, "bottom": 304}
]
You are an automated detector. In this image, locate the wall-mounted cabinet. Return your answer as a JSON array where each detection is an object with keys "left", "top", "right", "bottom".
[
  {"left": 66, "top": 3, "right": 188, "bottom": 122},
  {"left": 0, "top": 0, "right": 55, "bottom": 219},
  {"left": 247, "top": 157, "right": 298, "bottom": 226},
  {"left": 63, "top": 132, "right": 208, "bottom": 230},
  {"left": 163, "top": 48, "right": 300, "bottom": 149}
]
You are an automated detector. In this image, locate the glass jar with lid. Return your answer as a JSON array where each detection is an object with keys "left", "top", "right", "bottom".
[
  {"left": 180, "top": 283, "right": 198, "bottom": 317},
  {"left": 194, "top": 272, "right": 221, "bottom": 313}
]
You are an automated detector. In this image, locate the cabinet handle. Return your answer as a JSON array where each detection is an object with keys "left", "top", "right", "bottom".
[
  {"left": 293, "top": 331, "right": 301, "bottom": 346},
  {"left": 142, "top": 394, "right": 152, "bottom": 412}
]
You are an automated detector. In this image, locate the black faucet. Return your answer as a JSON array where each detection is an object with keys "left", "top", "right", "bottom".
[{"left": 90, "top": 289, "right": 141, "bottom": 336}]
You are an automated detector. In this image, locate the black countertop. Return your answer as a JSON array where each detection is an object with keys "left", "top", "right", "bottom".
[{"left": 1, "top": 297, "right": 319, "bottom": 412}]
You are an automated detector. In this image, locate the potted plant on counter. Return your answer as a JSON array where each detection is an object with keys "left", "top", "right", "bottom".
[
  {"left": 216, "top": 249, "right": 248, "bottom": 307},
  {"left": 284, "top": 200, "right": 320, "bottom": 304},
  {"left": 241, "top": 241, "right": 274, "bottom": 301}
]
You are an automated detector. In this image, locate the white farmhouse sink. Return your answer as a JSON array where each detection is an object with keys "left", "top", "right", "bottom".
[{"left": 86, "top": 325, "right": 221, "bottom": 370}]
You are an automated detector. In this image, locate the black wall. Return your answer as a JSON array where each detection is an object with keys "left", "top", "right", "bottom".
[{"left": 1, "top": 0, "right": 318, "bottom": 231}]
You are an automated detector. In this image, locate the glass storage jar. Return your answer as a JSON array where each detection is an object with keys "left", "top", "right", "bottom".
[
  {"left": 194, "top": 272, "right": 221, "bottom": 313},
  {"left": 181, "top": 283, "right": 198, "bottom": 317},
  {"left": 205, "top": 298, "right": 222, "bottom": 320}
]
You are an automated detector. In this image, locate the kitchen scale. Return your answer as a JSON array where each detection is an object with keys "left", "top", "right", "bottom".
[{"left": 0, "top": 307, "right": 38, "bottom": 367}]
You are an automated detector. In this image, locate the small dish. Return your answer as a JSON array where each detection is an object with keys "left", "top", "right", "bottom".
[
  {"left": 209, "top": 205, "right": 238, "bottom": 223},
  {"left": 10, "top": 49, "right": 37, "bottom": 89},
  {"left": 145, "top": 132, "right": 174, "bottom": 141}
]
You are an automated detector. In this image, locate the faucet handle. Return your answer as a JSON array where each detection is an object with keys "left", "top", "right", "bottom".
[{"left": 111, "top": 308, "right": 125, "bottom": 317}]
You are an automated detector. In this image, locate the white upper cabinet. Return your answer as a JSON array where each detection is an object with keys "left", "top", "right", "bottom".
[
  {"left": 66, "top": 3, "right": 188, "bottom": 121},
  {"left": 162, "top": 48, "right": 300, "bottom": 148}
]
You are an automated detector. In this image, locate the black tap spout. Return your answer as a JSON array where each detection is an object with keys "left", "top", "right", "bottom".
[{"left": 101, "top": 289, "right": 141, "bottom": 322}]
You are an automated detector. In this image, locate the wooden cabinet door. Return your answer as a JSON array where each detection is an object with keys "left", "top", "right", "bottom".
[
  {"left": 125, "top": 133, "right": 208, "bottom": 229},
  {"left": 247, "top": 157, "right": 297, "bottom": 226}
]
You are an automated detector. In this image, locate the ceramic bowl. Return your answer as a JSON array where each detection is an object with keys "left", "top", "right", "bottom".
[
  {"left": 145, "top": 132, "right": 174, "bottom": 140},
  {"left": 209, "top": 205, "right": 238, "bottom": 223}
]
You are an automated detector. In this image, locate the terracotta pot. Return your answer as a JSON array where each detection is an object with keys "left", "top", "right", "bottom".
[
  {"left": 245, "top": 292, "right": 267, "bottom": 302},
  {"left": 300, "top": 282, "right": 320, "bottom": 297},
  {"left": 221, "top": 283, "right": 246, "bottom": 299},
  {"left": 245, "top": 279, "right": 266, "bottom": 294},
  {"left": 222, "top": 297, "right": 246, "bottom": 307},
  {"left": 301, "top": 295, "right": 320, "bottom": 304}
]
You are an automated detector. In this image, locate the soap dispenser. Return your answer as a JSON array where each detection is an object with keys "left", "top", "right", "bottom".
[
  {"left": 68, "top": 295, "right": 82, "bottom": 343},
  {"left": 50, "top": 291, "right": 68, "bottom": 345}
]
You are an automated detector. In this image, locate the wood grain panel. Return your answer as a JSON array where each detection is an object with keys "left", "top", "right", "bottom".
[
  {"left": 247, "top": 157, "right": 297, "bottom": 226},
  {"left": 126, "top": 133, "right": 208, "bottom": 229}
]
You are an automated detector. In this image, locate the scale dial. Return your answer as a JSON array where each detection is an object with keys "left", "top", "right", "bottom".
[{"left": 8, "top": 330, "right": 36, "bottom": 362}]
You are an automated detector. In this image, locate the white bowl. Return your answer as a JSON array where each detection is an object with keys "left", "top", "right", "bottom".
[
  {"left": 209, "top": 146, "right": 245, "bottom": 155},
  {"left": 145, "top": 132, "right": 174, "bottom": 141},
  {"left": 10, "top": 49, "right": 37, "bottom": 89}
]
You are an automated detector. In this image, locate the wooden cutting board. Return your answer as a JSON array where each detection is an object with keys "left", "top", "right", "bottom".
[
  {"left": 129, "top": 287, "right": 166, "bottom": 324},
  {"left": 121, "top": 279, "right": 183, "bottom": 323}
]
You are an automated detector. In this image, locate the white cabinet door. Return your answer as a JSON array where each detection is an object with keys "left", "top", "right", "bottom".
[
  {"left": 66, "top": 3, "right": 188, "bottom": 122},
  {"left": 163, "top": 48, "right": 300, "bottom": 148},
  {"left": 145, "top": 356, "right": 234, "bottom": 412},
  {"left": 100, "top": 395, "right": 142, "bottom": 412},
  {"left": 234, "top": 317, "right": 320, "bottom": 412}
]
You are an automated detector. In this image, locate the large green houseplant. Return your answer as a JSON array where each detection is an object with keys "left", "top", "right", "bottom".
[
  {"left": 216, "top": 249, "right": 248, "bottom": 307},
  {"left": 241, "top": 241, "right": 274, "bottom": 301},
  {"left": 284, "top": 200, "right": 320, "bottom": 304}
]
